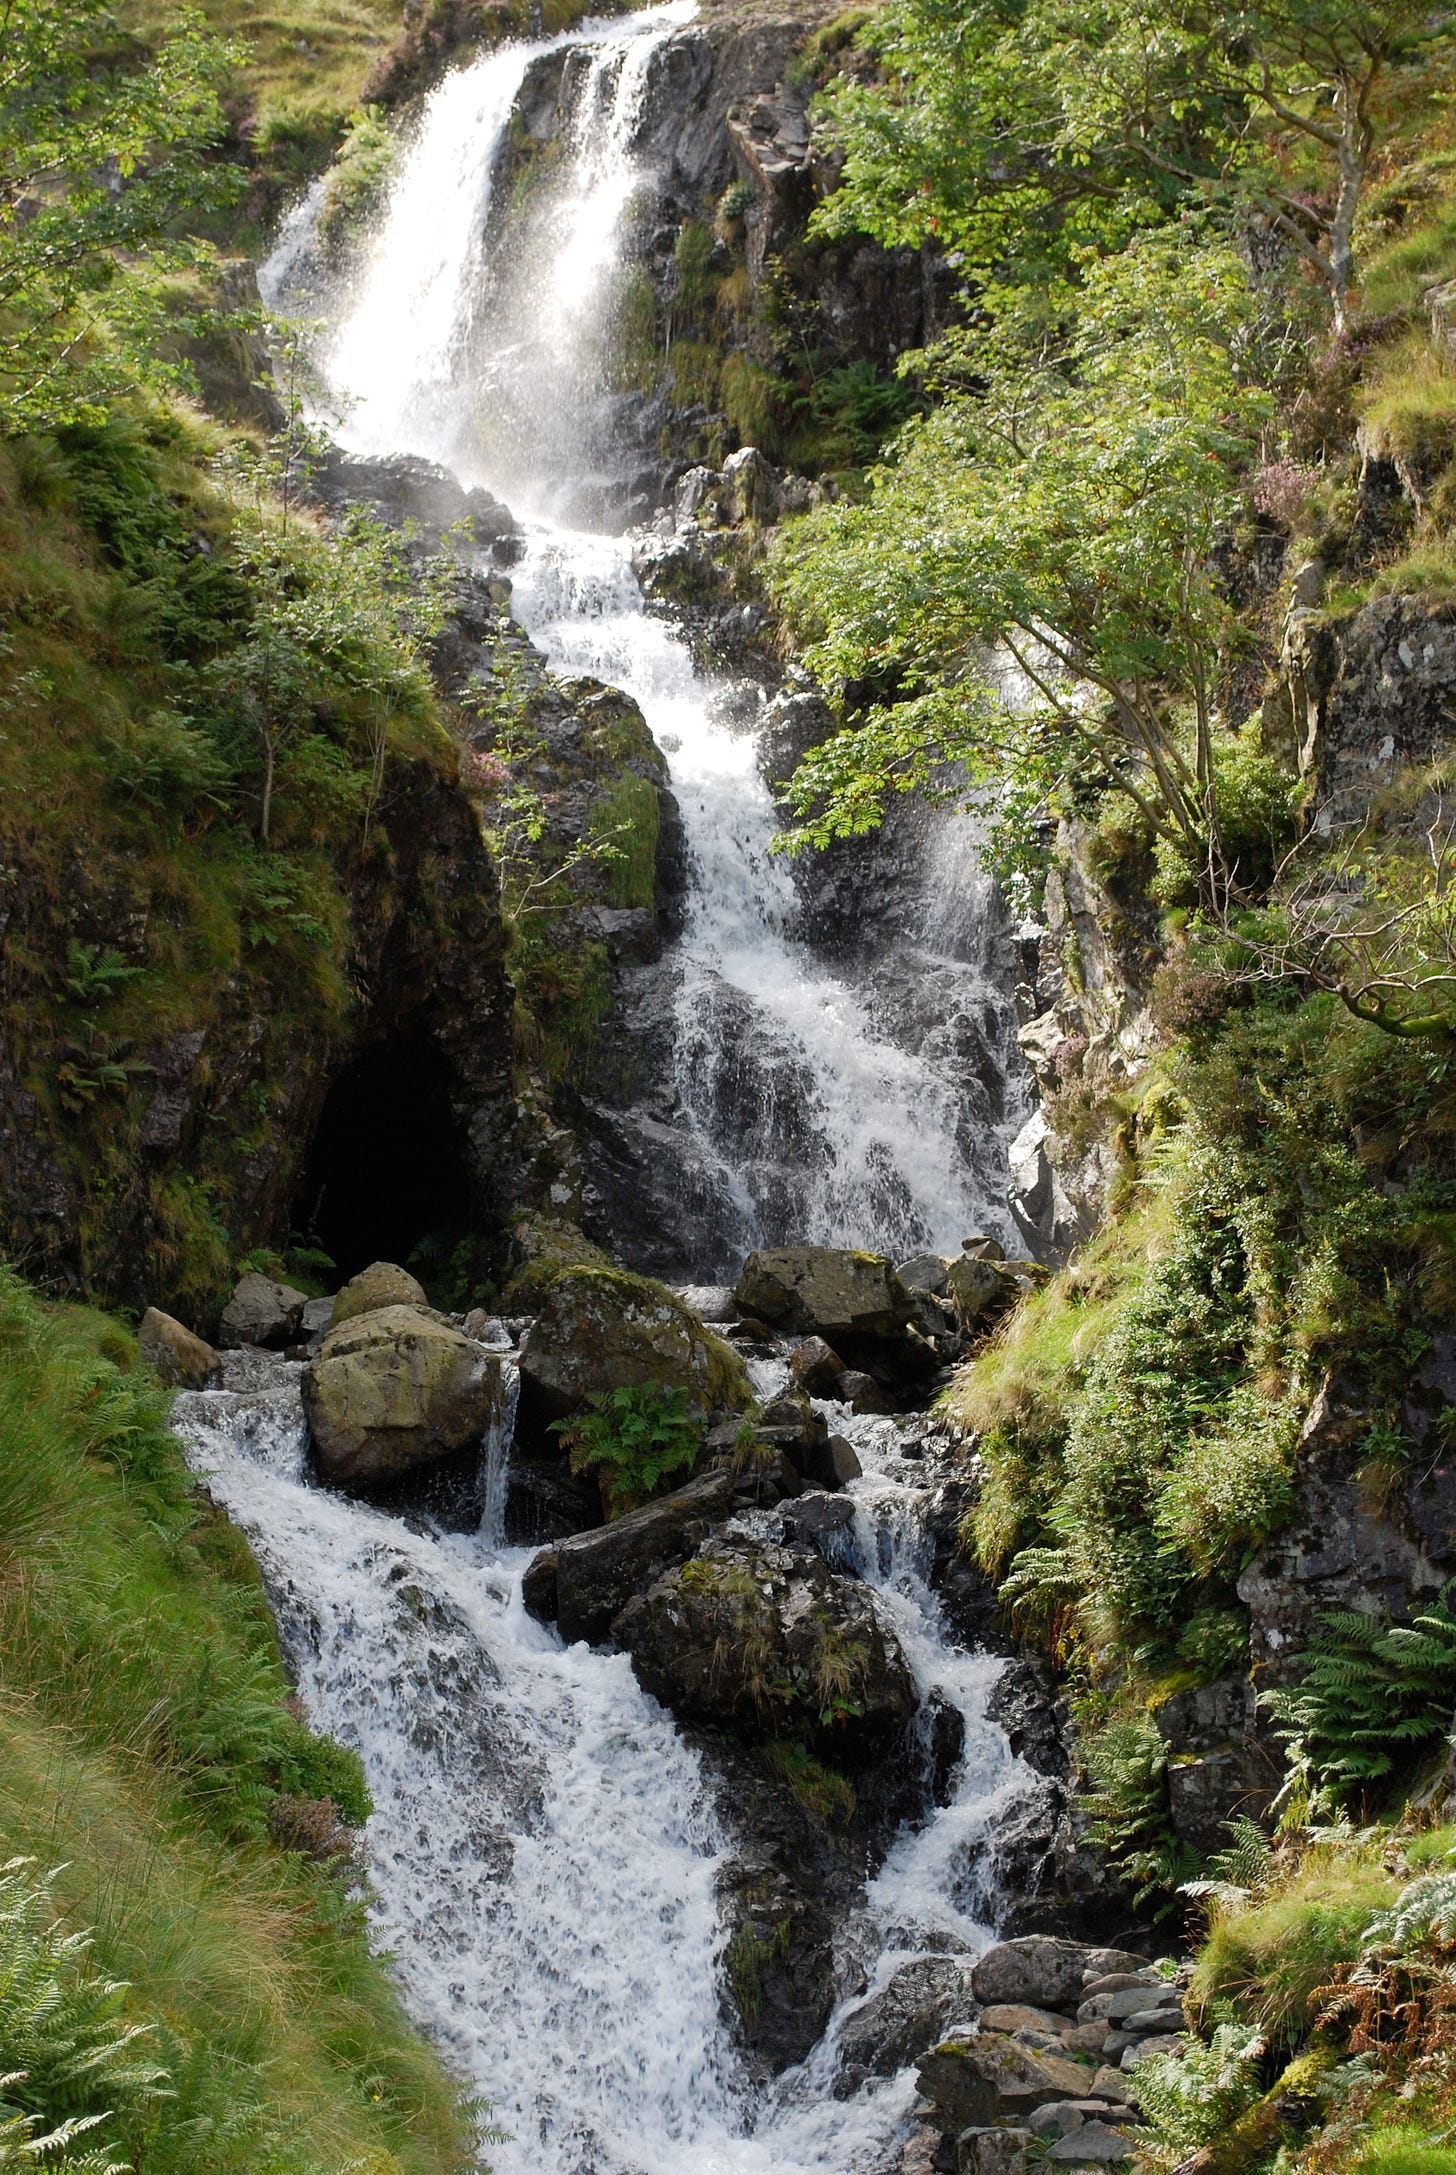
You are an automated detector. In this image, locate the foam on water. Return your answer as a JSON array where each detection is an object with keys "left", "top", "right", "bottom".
[{"left": 176, "top": 1358, "right": 1036, "bottom": 2174}]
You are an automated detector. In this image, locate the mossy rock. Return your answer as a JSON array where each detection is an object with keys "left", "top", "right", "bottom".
[
  {"left": 503, "top": 1214, "right": 613, "bottom": 1311},
  {"left": 517, "top": 1267, "right": 752, "bottom": 1429},
  {"left": 331, "top": 1261, "right": 429, "bottom": 1328}
]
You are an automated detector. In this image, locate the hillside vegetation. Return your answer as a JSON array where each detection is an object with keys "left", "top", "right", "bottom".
[
  {"left": 748, "top": 0, "right": 1456, "bottom": 2166},
  {"left": 0, "top": 1269, "right": 479, "bottom": 2172}
]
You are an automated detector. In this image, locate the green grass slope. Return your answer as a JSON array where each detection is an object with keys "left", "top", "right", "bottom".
[{"left": 0, "top": 1266, "right": 480, "bottom": 2174}]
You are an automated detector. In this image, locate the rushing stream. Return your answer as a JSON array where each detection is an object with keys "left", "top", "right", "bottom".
[{"left": 210, "top": 11, "right": 1049, "bottom": 2168}]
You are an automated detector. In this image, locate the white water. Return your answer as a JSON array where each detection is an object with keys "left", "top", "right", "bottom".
[
  {"left": 235, "top": 15, "right": 1046, "bottom": 2166},
  {"left": 278, "top": 0, "right": 1022, "bottom": 1267},
  {"left": 176, "top": 1353, "right": 1036, "bottom": 2175}
]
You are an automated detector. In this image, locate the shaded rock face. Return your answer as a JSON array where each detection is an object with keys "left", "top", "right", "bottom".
[
  {"left": 302, "top": 1305, "right": 503, "bottom": 1487},
  {"left": 515, "top": 1267, "right": 750, "bottom": 1438},
  {"left": 1263, "top": 595, "right": 1456, "bottom": 823},
  {"left": 612, "top": 1531, "right": 919, "bottom": 1762},
  {"left": 835, "top": 1957, "right": 979, "bottom": 2094},
  {"left": 547, "top": 1470, "right": 738, "bottom": 1644},
  {"left": 1238, "top": 1371, "right": 1456, "bottom": 1687},
  {"left": 0, "top": 672, "right": 517, "bottom": 1319}
]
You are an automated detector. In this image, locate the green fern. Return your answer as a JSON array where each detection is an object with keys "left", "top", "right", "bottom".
[
  {"left": 551, "top": 1385, "right": 702, "bottom": 1519},
  {"left": 1362, "top": 1868, "right": 1456, "bottom": 1959},
  {"left": 1261, "top": 1586, "right": 1456, "bottom": 1816},
  {"left": 1133, "top": 2024, "right": 1265, "bottom": 2160},
  {"left": 0, "top": 1862, "right": 165, "bottom": 2144},
  {"left": 0, "top": 2091, "right": 126, "bottom": 2173}
]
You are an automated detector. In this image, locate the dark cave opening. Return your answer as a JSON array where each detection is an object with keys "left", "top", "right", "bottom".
[{"left": 295, "top": 1030, "right": 476, "bottom": 1285}]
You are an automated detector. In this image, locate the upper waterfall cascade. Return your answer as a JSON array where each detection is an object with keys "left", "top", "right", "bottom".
[
  {"left": 234, "top": 11, "right": 1048, "bottom": 2169},
  {"left": 263, "top": 0, "right": 1030, "bottom": 1272}
]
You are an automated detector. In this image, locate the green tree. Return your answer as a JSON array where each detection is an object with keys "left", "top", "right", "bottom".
[
  {"left": 772, "top": 231, "right": 1269, "bottom": 878},
  {"left": 0, "top": 0, "right": 237, "bottom": 430},
  {"left": 813, "top": 0, "right": 1444, "bottom": 331}
]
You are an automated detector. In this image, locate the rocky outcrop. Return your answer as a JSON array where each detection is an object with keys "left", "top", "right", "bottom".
[
  {"left": 516, "top": 1267, "right": 751, "bottom": 1436},
  {"left": 612, "top": 1531, "right": 919, "bottom": 1761},
  {"left": 302, "top": 1304, "right": 504, "bottom": 1487},
  {"left": 1261, "top": 594, "right": 1456, "bottom": 824},
  {"left": 1011, "top": 818, "right": 1162, "bottom": 1256},
  {"left": 909, "top": 1942, "right": 1178, "bottom": 2172}
]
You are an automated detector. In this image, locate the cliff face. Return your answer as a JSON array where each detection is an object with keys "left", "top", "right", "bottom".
[{"left": 0, "top": 710, "right": 514, "bottom": 1323}]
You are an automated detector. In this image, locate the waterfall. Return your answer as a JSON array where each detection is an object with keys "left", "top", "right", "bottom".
[
  {"left": 174, "top": 1353, "right": 1036, "bottom": 2175},
  {"left": 286, "top": 0, "right": 1026, "bottom": 1269},
  {"left": 236, "top": 14, "right": 1049, "bottom": 2166}
]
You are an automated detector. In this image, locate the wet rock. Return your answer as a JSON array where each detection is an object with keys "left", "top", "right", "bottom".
[
  {"left": 782, "top": 1491, "right": 856, "bottom": 1553},
  {"left": 613, "top": 1533, "right": 918, "bottom": 1760},
  {"left": 758, "top": 1389, "right": 829, "bottom": 1453},
  {"left": 835, "top": 1956, "right": 977, "bottom": 2087},
  {"left": 503, "top": 1457, "right": 603, "bottom": 1546},
  {"left": 803, "top": 1433, "right": 862, "bottom": 1489},
  {"left": 917, "top": 2030, "right": 1095, "bottom": 2131},
  {"left": 219, "top": 1271, "right": 308, "bottom": 1348},
  {"left": 139, "top": 1305, "right": 221, "bottom": 1388},
  {"left": 516, "top": 1266, "right": 750, "bottom": 1434},
  {"left": 302, "top": 1305, "right": 502, "bottom": 1487},
  {"left": 548, "top": 1469, "right": 737, "bottom": 1644},
  {"left": 330, "top": 1260, "right": 428, "bottom": 1328},
  {"left": 790, "top": 1334, "right": 846, "bottom": 1397},
  {"left": 838, "top": 1369, "right": 894, "bottom": 1415},
  {"left": 521, "top": 1547, "right": 559, "bottom": 1623},
  {"left": 973, "top": 1939, "right": 1148, "bottom": 2013},
  {"left": 925, "top": 1687, "right": 967, "bottom": 1804}
]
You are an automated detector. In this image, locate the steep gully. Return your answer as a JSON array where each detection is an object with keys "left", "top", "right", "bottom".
[{"left": 176, "top": 14, "right": 1060, "bottom": 2171}]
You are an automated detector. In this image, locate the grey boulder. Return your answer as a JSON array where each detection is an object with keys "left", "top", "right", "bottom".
[
  {"left": 303, "top": 1305, "right": 503, "bottom": 1487},
  {"left": 219, "top": 1271, "right": 308, "bottom": 1348}
]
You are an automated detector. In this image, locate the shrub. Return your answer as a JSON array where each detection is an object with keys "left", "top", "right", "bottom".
[
  {"left": 1262, "top": 1588, "right": 1456, "bottom": 1818},
  {"left": 552, "top": 1384, "right": 704, "bottom": 1518}
]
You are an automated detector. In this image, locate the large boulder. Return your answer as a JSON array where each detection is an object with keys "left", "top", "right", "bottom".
[
  {"left": 972, "top": 1940, "right": 1149, "bottom": 2014},
  {"left": 139, "top": 1306, "right": 221, "bottom": 1389},
  {"left": 735, "top": 1247, "right": 913, "bottom": 1341},
  {"left": 613, "top": 1533, "right": 918, "bottom": 1761},
  {"left": 915, "top": 2030, "right": 1103, "bottom": 2132},
  {"left": 545, "top": 1471, "right": 738, "bottom": 1644},
  {"left": 517, "top": 1268, "right": 751, "bottom": 1432},
  {"left": 302, "top": 1306, "right": 503, "bottom": 1487},
  {"left": 330, "top": 1261, "right": 429, "bottom": 1328},
  {"left": 219, "top": 1271, "right": 307, "bottom": 1348},
  {"left": 734, "top": 1247, "right": 935, "bottom": 1382}
]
